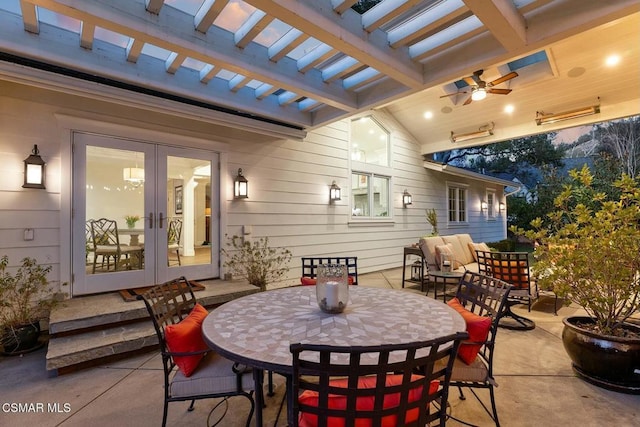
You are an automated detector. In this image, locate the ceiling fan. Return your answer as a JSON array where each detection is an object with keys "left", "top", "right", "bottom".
[{"left": 441, "top": 69, "right": 518, "bottom": 105}]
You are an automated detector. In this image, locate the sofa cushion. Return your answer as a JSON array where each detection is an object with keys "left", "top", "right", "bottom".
[
  {"left": 469, "top": 242, "right": 491, "bottom": 262},
  {"left": 441, "top": 235, "right": 471, "bottom": 268},
  {"left": 455, "top": 234, "right": 476, "bottom": 265},
  {"left": 419, "top": 236, "right": 445, "bottom": 270},
  {"left": 435, "top": 243, "right": 455, "bottom": 269}
]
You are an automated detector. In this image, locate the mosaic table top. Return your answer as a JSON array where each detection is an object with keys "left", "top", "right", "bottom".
[{"left": 202, "top": 286, "right": 466, "bottom": 373}]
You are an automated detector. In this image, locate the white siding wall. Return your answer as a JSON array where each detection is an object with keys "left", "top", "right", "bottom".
[{"left": 0, "top": 81, "right": 506, "bottom": 292}]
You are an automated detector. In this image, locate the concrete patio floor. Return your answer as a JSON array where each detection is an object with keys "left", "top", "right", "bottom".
[{"left": 1, "top": 268, "right": 639, "bottom": 426}]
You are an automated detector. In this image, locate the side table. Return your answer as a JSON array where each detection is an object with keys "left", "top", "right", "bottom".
[
  {"left": 401, "top": 246, "right": 427, "bottom": 291},
  {"left": 429, "top": 270, "right": 464, "bottom": 302}
]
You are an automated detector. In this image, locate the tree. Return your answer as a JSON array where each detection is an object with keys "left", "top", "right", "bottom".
[
  {"left": 594, "top": 116, "right": 640, "bottom": 179},
  {"left": 351, "top": 0, "right": 383, "bottom": 14}
]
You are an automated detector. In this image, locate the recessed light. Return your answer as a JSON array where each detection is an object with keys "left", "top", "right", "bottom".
[
  {"left": 423, "top": 111, "right": 433, "bottom": 119},
  {"left": 605, "top": 54, "right": 620, "bottom": 67},
  {"left": 504, "top": 104, "right": 515, "bottom": 114}
]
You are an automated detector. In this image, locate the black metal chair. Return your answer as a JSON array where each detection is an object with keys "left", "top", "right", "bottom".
[
  {"left": 138, "top": 277, "right": 255, "bottom": 427},
  {"left": 290, "top": 332, "right": 468, "bottom": 427},
  {"left": 301, "top": 256, "right": 358, "bottom": 285},
  {"left": 476, "top": 250, "right": 537, "bottom": 330},
  {"left": 447, "top": 271, "right": 512, "bottom": 427}
]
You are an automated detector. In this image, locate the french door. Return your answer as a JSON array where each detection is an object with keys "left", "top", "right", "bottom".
[{"left": 72, "top": 132, "right": 219, "bottom": 295}]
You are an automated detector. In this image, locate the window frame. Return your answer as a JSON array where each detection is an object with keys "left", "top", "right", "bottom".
[
  {"left": 486, "top": 189, "right": 496, "bottom": 220},
  {"left": 447, "top": 182, "right": 468, "bottom": 225}
]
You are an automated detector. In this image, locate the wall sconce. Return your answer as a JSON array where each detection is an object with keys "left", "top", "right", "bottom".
[
  {"left": 481, "top": 201, "right": 488, "bottom": 211},
  {"left": 499, "top": 202, "right": 506, "bottom": 212},
  {"left": 23, "top": 144, "right": 46, "bottom": 189},
  {"left": 234, "top": 168, "right": 248, "bottom": 199},
  {"left": 535, "top": 100, "right": 600, "bottom": 125},
  {"left": 451, "top": 122, "right": 494, "bottom": 143},
  {"left": 402, "top": 189, "right": 412, "bottom": 207},
  {"left": 329, "top": 181, "right": 341, "bottom": 203}
]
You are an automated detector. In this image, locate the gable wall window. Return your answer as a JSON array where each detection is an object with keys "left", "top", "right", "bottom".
[
  {"left": 486, "top": 190, "right": 496, "bottom": 219},
  {"left": 447, "top": 183, "right": 468, "bottom": 223},
  {"left": 350, "top": 116, "right": 392, "bottom": 220}
]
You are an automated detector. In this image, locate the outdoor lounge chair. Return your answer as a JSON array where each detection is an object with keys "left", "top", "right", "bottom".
[
  {"left": 138, "top": 276, "right": 255, "bottom": 427},
  {"left": 290, "top": 332, "right": 468, "bottom": 427},
  {"left": 476, "top": 250, "right": 538, "bottom": 330},
  {"left": 446, "top": 271, "right": 511, "bottom": 427}
]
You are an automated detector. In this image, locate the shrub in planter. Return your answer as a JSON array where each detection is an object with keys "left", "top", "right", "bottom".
[
  {"left": 221, "top": 235, "right": 292, "bottom": 291},
  {"left": 0, "top": 256, "right": 61, "bottom": 354}
]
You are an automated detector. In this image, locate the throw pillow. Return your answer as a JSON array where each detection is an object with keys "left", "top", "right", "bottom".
[
  {"left": 434, "top": 243, "right": 454, "bottom": 269},
  {"left": 164, "top": 303, "right": 210, "bottom": 377},
  {"left": 298, "top": 374, "right": 439, "bottom": 427},
  {"left": 468, "top": 242, "right": 491, "bottom": 262},
  {"left": 447, "top": 298, "right": 492, "bottom": 365}
]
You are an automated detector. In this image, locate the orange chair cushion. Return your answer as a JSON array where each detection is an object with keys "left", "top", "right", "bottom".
[
  {"left": 447, "top": 298, "right": 492, "bottom": 365},
  {"left": 300, "top": 276, "right": 354, "bottom": 286},
  {"left": 298, "top": 374, "right": 439, "bottom": 427},
  {"left": 164, "top": 303, "right": 209, "bottom": 377},
  {"left": 490, "top": 259, "right": 529, "bottom": 289}
]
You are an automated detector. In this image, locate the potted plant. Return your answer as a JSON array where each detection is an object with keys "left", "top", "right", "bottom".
[
  {"left": 125, "top": 215, "right": 141, "bottom": 229},
  {"left": 221, "top": 235, "right": 292, "bottom": 292},
  {"left": 425, "top": 208, "right": 438, "bottom": 236},
  {"left": 513, "top": 166, "right": 640, "bottom": 393},
  {"left": 0, "top": 256, "right": 62, "bottom": 355}
]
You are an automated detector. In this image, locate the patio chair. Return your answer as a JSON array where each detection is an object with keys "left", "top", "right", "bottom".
[
  {"left": 167, "top": 217, "right": 182, "bottom": 266},
  {"left": 301, "top": 256, "right": 358, "bottom": 285},
  {"left": 290, "top": 332, "right": 468, "bottom": 427},
  {"left": 446, "top": 271, "right": 511, "bottom": 427},
  {"left": 476, "top": 250, "right": 538, "bottom": 330},
  {"left": 90, "top": 218, "right": 143, "bottom": 273},
  {"left": 138, "top": 276, "right": 255, "bottom": 427}
]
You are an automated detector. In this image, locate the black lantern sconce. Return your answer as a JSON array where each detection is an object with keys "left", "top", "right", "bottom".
[
  {"left": 23, "top": 144, "right": 46, "bottom": 189},
  {"left": 234, "top": 168, "right": 248, "bottom": 199},
  {"left": 499, "top": 202, "right": 506, "bottom": 212},
  {"left": 329, "top": 181, "right": 341, "bottom": 203},
  {"left": 481, "top": 200, "right": 488, "bottom": 211},
  {"left": 402, "top": 189, "right": 412, "bottom": 207}
]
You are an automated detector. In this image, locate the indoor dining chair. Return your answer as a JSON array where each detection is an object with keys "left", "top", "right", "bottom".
[
  {"left": 139, "top": 276, "right": 255, "bottom": 427},
  {"left": 445, "top": 271, "right": 511, "bottom": 427},
  {"left": 167, "top": 217, "right": 183, "bottom": 266},
  {"left": 90, "top": 218, "right": 143, "bottom": 273},
  {"left": 290, "top": 332, "right": 468, "bottom": 427}
]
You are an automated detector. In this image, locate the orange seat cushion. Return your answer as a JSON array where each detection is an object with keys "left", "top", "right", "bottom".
[
  {"left": 298, "top": 374, "right": 439, "bottom": 427},
  {"left": 164, "top": 303, "right": 209, "bottom": 377},
  {"left": 447, "top": 298, "right": 492, "bottom": 365},
  {"left": 300, "top": 276, "right": 354, "bottom": 286},
  {"left": 490, "top": 259, "right": 529, "bottom": 289}
]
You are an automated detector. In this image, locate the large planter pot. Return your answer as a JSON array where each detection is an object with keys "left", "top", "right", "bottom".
[
  {"left": 562, "top": 316, "right": 640, "bottom": 394},
  {"left": 1, "top": 321, "right": 43, "bottom": 355}
]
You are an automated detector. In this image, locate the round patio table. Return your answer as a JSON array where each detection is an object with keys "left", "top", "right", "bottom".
[{"left": 202, "top": 285, "right": 466, "bottom": 425}]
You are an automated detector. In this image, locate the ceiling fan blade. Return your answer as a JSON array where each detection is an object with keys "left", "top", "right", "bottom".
[
  {"left": 463, "top": 96, "right": 473, "bottom": 105},
  {"left": 488, "top": 88, "right": 512, "bottom": 95},
  {"left": 440, "top": 91, "right": 468, "bottom": 98},
  {"left": 489, "top": 71, "right": 518, "bottom": 86},
  {"left": 463, "top": 76, "right": 477, "bottom": 86}
]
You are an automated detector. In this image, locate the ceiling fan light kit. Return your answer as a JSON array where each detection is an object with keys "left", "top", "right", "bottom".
[
  {"left": 441, "top": 70, "right": 518, "bottom": 105},
  {"left": 535, "top": 103, "right": 601, "bottom": 125},
  {"left": 451, "top": 122, "right": 495, "bottom": 143}
]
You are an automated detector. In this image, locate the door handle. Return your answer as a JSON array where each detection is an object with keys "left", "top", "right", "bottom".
[
  {"left": 148, "top": 212, "right": 154, "bottom": 229},
  {"left": 159, "top": 212, "right": 164, "bottom": 229}
]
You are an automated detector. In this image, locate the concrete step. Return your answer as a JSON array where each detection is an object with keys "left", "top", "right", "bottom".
[{"left": 45, "top": 279, "right": 259, "bottom": 374}]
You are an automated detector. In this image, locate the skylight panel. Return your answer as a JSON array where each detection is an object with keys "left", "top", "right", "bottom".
[
  {"left": 214, "top": 0, "right": 256, "bottom": 32},
  {"left": 288, "top": 38, "right": 322, "bottom": 61},
  {"left": 254, "top": 19, "right": 290, "bottom": 48},
  {"left": 0, "top": 1, "right": 21, "bottom": 15},
  {"left": 141, "top": 44, "right": 172, "bottom": 61},
  {"left": 166, "top": 0, "right": 202, "bottom": 15},
  {"left": 216, "top": 69, "right": 236, "bottom": 81},
  {"left": 183, "top": 57, "right": 208, "bottom": 71},
  {"left": 94, "top": 27, "right": 129, "bottom": 49},
  {"left": 507, "top": 51, "right": 548, "bottom": 71},
  {"left": 37, "top": 7, "right": 81, "bottom": 33},
  {"left": 408, "top": 15, "right": 482, "bottom": 58}
]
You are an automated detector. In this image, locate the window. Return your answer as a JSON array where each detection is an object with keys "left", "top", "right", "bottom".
[
  {"left": 448, "top": 184, "right": 467, "bottom": 223},
  {"left": 486, "top": 191, "right": 496, "bottom": 219},
  {"left": 351, "top": 173, "right": 390, "bottom": 218},
  {"left": 350, "top": 116, "right": 389, "bottom": 167},
  {"left": 350, "top": 116, "right": 392, "bottom": 220}
]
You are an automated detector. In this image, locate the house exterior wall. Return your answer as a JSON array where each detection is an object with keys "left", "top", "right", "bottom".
[{"left": 0, "top": 79, "right": 506, "bottom": 294}]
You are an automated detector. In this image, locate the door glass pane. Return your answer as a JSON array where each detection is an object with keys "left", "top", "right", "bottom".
[
  {"left": 351, "top": 173, "right": 369, "bottom": 216},
  {"left": 372, "top": 176, "right": 389, "bottom": 217},
  {"left": 167, "top": 156, "right": 211, "bottom": 267},
  {"left": 86, "top": 146, "right": 145, "bottom": 274}
]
